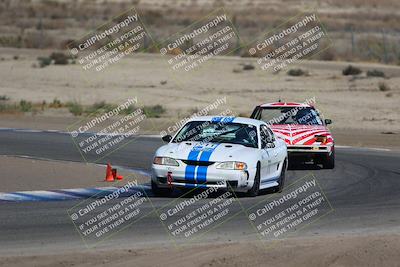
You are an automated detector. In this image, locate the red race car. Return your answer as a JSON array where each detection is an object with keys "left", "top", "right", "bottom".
[{"left": 251, "top": 102, "right": 334, "bottom": 169}]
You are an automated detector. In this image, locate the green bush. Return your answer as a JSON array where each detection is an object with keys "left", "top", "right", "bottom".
[
  {"left": 50, "top": 52, "right": 69, "bottom": 65},
  {"left": 85, "top": 101, "right": 117, "bottom": 114},
  {"left": 287, "top": 68, "right": 308, "bottom": 76},
  {"left": 37, "top": 52, "right": 70, "bottom": 67},
  {"left": 120, "top": 104, "right": 138, "bottom": 115},
  {"left": 0, "top": 98, "right": 34, "bottom": 113},
  {"left": 142, "top": 105, "right": 166, "bottom": 118},
  {"left": 0, "top": 95, "right": 10, "bottom": 101},
  {"left": 49, "top": 98, "right": 63, "bottom": 108},
  {"left": 19, "top": 100, "right": 33, "bottom": 112},
  {"left": 67, "top": 102, "right": 83, "bottom": 116},
  {"left": 378, "top": 82, "right": 390, "bottom": 92},
  {"left": 367, "top": 69, "right": 385, "bottom": 77},
  {"left": 0, "top": 102, "right": 18, "bottom": 113},
  {"left": 242, "top": 63, "right": 255, "bottom": 70},
  {"left": 37, "top": 57, "right": 52, "bottom": 68},
  {"left": 342, "top": 65, "right": 362, "bottom": 76}
]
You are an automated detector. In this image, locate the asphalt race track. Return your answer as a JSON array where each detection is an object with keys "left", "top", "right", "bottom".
[{"left": 0, "top": 129, "right": 399, "bottom": 255}]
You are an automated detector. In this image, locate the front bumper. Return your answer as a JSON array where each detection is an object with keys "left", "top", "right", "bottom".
[{"left": 151, "top": 163, "right": 256, "bottom": 192}]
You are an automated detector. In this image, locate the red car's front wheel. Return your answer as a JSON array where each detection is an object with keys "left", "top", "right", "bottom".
[{"left": 322, "top": 148, "right": 335, "bottom": 169}]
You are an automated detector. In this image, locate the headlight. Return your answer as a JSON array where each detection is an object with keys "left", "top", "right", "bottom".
[
  {"left": 216, "top": 161, "right": 247, "bottom": 170},
  {"left": 315, "top": 135, "right": 327, "bottom": 143},
  {"left": 153, "top": 157, "right": 179, "bottom": 166}
]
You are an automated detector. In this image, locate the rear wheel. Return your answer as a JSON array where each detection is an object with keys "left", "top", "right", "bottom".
[
  {"left": 151, "top": 181, "right": 172, "bottom": 197},
  {"left": 246, "top": 163, "right": 260, "bottom": 197}
]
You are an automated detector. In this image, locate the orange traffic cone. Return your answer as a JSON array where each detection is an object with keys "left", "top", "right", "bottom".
[
  {"left": 105, "top": 163, "right": 114, "bottom": 182},
  {"left": 112, "top": 168, "right": 124, "bottom": 180}
]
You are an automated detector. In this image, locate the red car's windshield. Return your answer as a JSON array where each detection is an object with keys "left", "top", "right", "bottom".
[{"left": 259, "top": 107, "right": 323, "bottom": 126}]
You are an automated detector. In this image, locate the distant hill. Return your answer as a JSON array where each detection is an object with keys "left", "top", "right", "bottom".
[{"left": 1, "top": 0, "right": 399, "bottom": 64}]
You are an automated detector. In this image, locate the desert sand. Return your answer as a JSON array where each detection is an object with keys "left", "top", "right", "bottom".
[
  {"left": 1, "top": 233, "right": 399, "bottom": 267},
  {"left": 0, "top": 48, "right": 399, "bottom": 134}
]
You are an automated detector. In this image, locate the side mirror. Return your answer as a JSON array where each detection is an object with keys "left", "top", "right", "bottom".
[
  {"left": 262, "top": 141, "right": 275, "bottom": 149},
  {"left": 261, "top": 142, "right": 266, "bottom": 149},
  {"left": 162, "top": 135, "right": 172, "bottom": 143},
  {"left": 266, "top": 142, "right": 275, "bottom": 148},
  {"left": 324, "top": 119, "right": 332, "bottom": 125}
]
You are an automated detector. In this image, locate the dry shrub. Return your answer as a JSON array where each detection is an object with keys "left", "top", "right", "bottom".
[
  {"left": 378, "top": 82, "right": 390, "bottom": 91},
  {"left": 342, "top": 65, "right": 362, "bottom": 75}
]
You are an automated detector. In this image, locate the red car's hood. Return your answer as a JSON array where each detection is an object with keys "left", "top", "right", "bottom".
[{"left": 270, "top": 124, "right": 334, "bottom": 146}]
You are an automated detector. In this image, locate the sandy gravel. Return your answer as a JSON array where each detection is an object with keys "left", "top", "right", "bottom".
[
  {"left": 0, "top": 49, "right": 399, "bottom": 132},
  {"left": 1, "top": 233, "right": 399, "bottom": 267}
]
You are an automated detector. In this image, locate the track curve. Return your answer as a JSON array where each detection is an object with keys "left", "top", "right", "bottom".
[{"left": 0, "top": 129, "right": 399, "bottom": 255}]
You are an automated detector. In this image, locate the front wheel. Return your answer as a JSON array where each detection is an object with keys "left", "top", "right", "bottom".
[
  {"left": 151, "top": 181, "right": 172, "bottom": 197},
  {"left": 322, "top": 149, "right": 335, "bottom": 169},
  {"left": 274, "top": 159, "right": 287, "bottom": 193},
  {"left": 246, "top": 163, "right": 260, "bottom": 197}
]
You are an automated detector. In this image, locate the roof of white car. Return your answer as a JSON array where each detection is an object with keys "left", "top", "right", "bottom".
[
  {"left": 260, "top": 102, "right": 313, "bottom": 107},
  {"left": 187, "top": 116, "right": 265, "bottom": 126}
]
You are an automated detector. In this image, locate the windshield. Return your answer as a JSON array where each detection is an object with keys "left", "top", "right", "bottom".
[
  {"left": 260, "top": 107, "right": 323, "bottom": 125},
  {"left": 172, "top": 121, "right": 258, "bottom": 148}
]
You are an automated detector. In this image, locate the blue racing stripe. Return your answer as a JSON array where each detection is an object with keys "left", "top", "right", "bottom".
[
  {"left": 196, "top": 166, "right": 208, "bottom": 184},
  {"left": 196, "top": 144, "right": 219, "bottom": 183},
  {"left": 222, "top": 117, "right": 235, "bottom": 123},
  {"left": 211, "top": 116, "right": 235, "bottom": 124},
  {"left": 211, "top": 117, "right": 222, "bottom": 123},
  {"left": 184, "top": 146, "right": 202, "bottom": 183},
  {"left": 185, "top": 165, "right": 197, "bottom": 184}
]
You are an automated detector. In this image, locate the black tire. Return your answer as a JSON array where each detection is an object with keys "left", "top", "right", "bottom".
[
  {"left": 151, "top": 181, "right": 172, "bottom": 197},
  {"left": 275, "top": 159, "right": 287, "bottom": 193},
  {"left": 322, "top": 149, "right": 335, "bottom": 169},
  {"left": 246, "top": 163, "right": 261, "bottom": 197}
]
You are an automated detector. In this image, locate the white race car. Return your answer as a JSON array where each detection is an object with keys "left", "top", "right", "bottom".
[{"left": 151, "top": 116, "right": 288, "bottom": 197}]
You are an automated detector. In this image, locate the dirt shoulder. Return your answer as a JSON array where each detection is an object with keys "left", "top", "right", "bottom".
[
  {"left": 332, "top": 128, "right": 399, "bottom": 150},
  {"left": 0, "top": 156, "right": 148, "bottom": 192},
  {"left": 1, "top": 233, "right": 399, "bottom": 267}
]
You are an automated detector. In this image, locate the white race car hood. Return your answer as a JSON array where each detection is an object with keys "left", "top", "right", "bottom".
[{"left": 156, "top": 142, "right": 257, "bottom": 163}]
